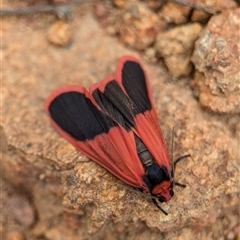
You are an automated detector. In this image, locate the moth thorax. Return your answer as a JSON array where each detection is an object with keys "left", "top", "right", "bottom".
[{"left": 134, "top": 134, "right": 154, "bottom": 168}]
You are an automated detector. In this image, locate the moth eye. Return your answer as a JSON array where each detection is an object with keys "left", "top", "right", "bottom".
[{"left": 158, "top": 196, "right": 166, "bottom": 202}]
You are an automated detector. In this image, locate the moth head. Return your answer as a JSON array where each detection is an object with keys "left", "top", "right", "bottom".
[{"left": 151, "top": 181, "right": 173, "bottom": 202}]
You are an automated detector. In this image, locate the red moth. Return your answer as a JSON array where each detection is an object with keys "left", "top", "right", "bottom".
[{"left": 46, "top": 56, "right": 189, "bottom": 215}]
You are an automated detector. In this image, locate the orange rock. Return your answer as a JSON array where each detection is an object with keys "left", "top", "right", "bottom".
[{"left": 47, "top": 20, "right": 72, "bottom": 47}]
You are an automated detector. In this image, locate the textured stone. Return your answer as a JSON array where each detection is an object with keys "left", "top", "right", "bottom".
[
  {"left": 1, "top": 2, "right": 239, "bottom": 240},
  {"left": 4, "top": 194, "right": 35, "bottom": 228},
  {"left": 93, "top": 2, "right": 110, "bottom": 26},
  {"left": 113, "top": 0, "right": 138, "bottom": 8},
  {"left": 155, "top": 23, "right": 202, "bottom": 77},
  {"left": 191, "top": 9, "right": 240, "bottom": 114},
  {"left": 5, "top": 231, "right": 26, "bottom": 240},
  {"left": 191, "top": 9, "right": 211, "bottom": 22},
  {"left": 116, "top": 2, "right": 163, "bottom": 50},
  {"left": 193, "top": 0, "right": 237, "bottom": 10},
  {"left": 159, "top": 2, "right": 192, "bottom": 24},
  {"left": 47, "top": 20, "right": 72, "bottom": 47}
]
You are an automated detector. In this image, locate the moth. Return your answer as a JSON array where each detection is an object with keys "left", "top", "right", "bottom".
[{"left": 46, "top": 56, "right": 189, "bottom": 215}]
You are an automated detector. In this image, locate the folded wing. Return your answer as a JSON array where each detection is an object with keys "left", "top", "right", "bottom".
[{"left": 46, "top": 85, "right": 146, "bottom": 187}]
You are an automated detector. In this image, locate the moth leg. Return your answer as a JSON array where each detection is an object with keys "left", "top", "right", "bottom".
[
  {"left": 173, "top": 154, "right": 191, "bottom": 187},
  {"left": 174, "top": 154, "right": 191, "bottom": 168},
  {"left": 134, "top": 188, "right": 168, "bottom": 215},
  {"left": 174, "top": 182, "right": 186, "bottom": 188},
  {"left": 152, "top": 198, "right": 168, "bottom": 215},
  {"left": 134, "top": 187, "right": 143, "bottom": 192}
]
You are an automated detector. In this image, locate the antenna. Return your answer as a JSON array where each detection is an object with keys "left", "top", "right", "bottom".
[
  {"left": 171, "top": 127, "right": 191, "bottom": 188},
  {"left": 171, "top": 127, "right": 176, "bottom": 188}
]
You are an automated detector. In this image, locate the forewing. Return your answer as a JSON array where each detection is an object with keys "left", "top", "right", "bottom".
[
  {"left": 118, "top": 56, "right": 171, "bottom": 171},
  {"left": 46, "top": 85, "right": 145, "bottom": 187},
  {"left": 91, "top": 56, "right": 171, "bottom": 172}
]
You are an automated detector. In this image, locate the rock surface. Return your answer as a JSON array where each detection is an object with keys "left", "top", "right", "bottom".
[
  {"left": 47, "top": 20, "right": 73, "bottom": 47},
  {"left": 155, "top": 23, "right": 202, "bottom": 77},
  {"left": 1, "top": 1, "right": 239, "bottom": 240},
  {"left": 116, "top": 2, "right": 162, "bottom": 50},
  {"left": 191, "top": 8, "right": 240, "bottom": 114}
]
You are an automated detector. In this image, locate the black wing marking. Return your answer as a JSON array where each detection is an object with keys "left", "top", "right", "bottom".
[
  {"left": 49, "top": 91, "right": 116, "bottom": 141},
  {"left": 92, "top": 80, "right": 135, "bottom": 131},
  {"left": 92, "top": 60, "right": 152, "bottom": 131},
  {"left": 121, "top": 60, "right": 152, "bottom": 115}
]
